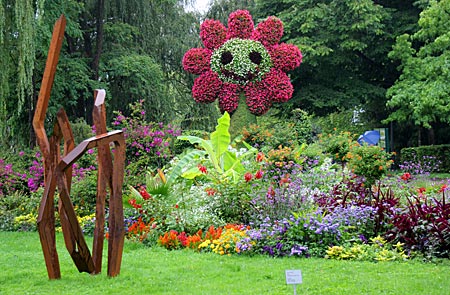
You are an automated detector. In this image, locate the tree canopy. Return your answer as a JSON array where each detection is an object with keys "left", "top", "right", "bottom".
[
  {"left": 385, "top": 0, "right": 450, "bottom": 129},
  {"left": 0, "top": 0, "right": 447, "bottom": 151}
]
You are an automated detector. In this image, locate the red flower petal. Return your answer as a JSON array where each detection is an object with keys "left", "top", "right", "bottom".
[
  {"left": 262, "top": 69, "right": 294, "bottom": 103},
  {"left": 251, "top": 16, "right": 283, "bottom": 48},
  {"left": 218, "top": 83, "right": 241, "bottom": 113},
  {"left": 200, "top": 19, "right": 227, "bottom": 50},
  {"left": 244, "top": 82, "right": 272, "bottom": 115},
  {"left": 182, "top": 48, "right": 212, "bottom": 74},
  {"left": 227, "top": 10, "right": 254, "bottom": 39},
  {"left": 270, "top": 43, "right": 302, "bottom": 72},
  {"left": 192, "top": 70, "right": 223, "bottom": 103}
]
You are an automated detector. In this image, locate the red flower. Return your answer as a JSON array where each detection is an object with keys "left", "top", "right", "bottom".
[
  {"left": 270, "top": 43, "right": 302, "bottom": 72},
  {"left": 128, "top": 198, "right": 142, "bottom": 209},
  {"left": 254, "top": 169, "right": 263, "bottom": 179},
  {"left": 192, "top": 70, "right": 223, "bottom": 103},
  {"left": 244, "top": 172, "right": 253, "bottom": 182},
  {"left": 438, "top": 184, "right": 448, "bottom": 193},
  {"left": 174, "top": 204, "right": 179, "bottom": 209},
  {"left": 256, "top": 152, "right": 265, "bottom": 162},
  {"left": 251, "top": 16, "right": 283, "bottom": 48},
  {"left": 417, "top": 187, "right": 426, "bottom": 194},
  {"left": 279, "top": 174, "right": 291, "bottom": 186},
  {"left": 226, "top": 10, "right": 254, "bottom": 39},
  {"left": 401, "top": 172, "right": 411, "bottom": 181},
  {"left": 139, "top": 186, "right": 152, "bottom": 200},
  {"left": 218, "top": 83, "right": 241, "bottom": 113},
  {"left": 205, "top": 187, "right": 216, "bottom": 196},
  {"left": 197, "top": 164, "right": 208, "bottom": 174}
]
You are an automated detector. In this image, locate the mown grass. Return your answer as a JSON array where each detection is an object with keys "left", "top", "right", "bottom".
[{"left": 0, "top": 231, "right": 449, "bottom": 295}]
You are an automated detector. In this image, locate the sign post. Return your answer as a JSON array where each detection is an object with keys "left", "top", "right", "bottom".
[{"left": 285, "top": 270, "right": 302, "bottom": 295}]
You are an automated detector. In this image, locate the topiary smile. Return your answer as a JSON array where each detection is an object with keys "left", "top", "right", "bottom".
[{"left": 211, "top": 38, "right": 272, "bottom": 85}]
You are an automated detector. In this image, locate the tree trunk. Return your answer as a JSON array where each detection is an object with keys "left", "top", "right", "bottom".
[{"left": 427, "top": 127, "right": 435, "bottom": 145}]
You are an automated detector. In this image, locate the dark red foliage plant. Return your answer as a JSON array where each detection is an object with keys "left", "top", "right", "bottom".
[{"left": 388, "top": 193, "right": 450, "bottom": 258}]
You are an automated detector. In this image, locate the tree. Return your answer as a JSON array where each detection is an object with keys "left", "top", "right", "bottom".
[
  {"left": 253, "top": 0, "right": 420, "bottom": 126},
  {"left": 384, "top": 0, "right": 450, "bottom": 144}
]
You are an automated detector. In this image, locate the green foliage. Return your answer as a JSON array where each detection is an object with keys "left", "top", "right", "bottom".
[
  {"left": 325, "top": 236, "right": 408, "bottom": 261},
  {"left": 385, "top": 0, "right": 450, "bottom": 129},
  {"left": 318, "top": 130, "right": 357, "bottom": 164},
  {"left": 241, "top": 109, "right": 313, "bottom": 152},
  {"left": 69, "top": 171, "right": 98, "bottom": 217},
  {"left": 0, "top": 189, "right": 41, "bottom": 231},
  {"left": 70, "top": 118, "right": 94, "bottom": 145},
  {"left": 312, "top": 109, "right": 369, "bottom": 138},
  {"left": 178, "top": 112, "right": 257, "bottom": 183},
  {"left": 106, "top": 54, "right": 168, "bottom": 122}
]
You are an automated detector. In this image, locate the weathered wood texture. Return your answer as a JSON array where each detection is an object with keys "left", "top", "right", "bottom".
[{"left": 33, "top": 15, "right": 125, "bottom": 279}]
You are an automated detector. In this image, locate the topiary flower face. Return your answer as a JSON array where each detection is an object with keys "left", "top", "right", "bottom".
[
  {"left": 211, "top": 38, "right": 272, "bottom": 85},
  {"left": 182, "top": 10, "right": 302, "bottom": 116}
]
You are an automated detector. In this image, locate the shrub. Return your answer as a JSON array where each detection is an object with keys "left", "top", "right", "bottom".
[
  {"left": 388, "top": 193, "right": 450, "bottom": 258},
  {"left": 113, "top": 99, "right": 181, "bottom": 182},
  {"left": 318, "top": 130, "right": 357, "bottom": 165},
  {"left": 400, "top": 145, "right": 448, "bottom": 173},
  {"left": 345, "top": 144, "right": 394, "bottom": 185},
  {"left": 325, "top": 236, "right": 408, "bottom": 261}
]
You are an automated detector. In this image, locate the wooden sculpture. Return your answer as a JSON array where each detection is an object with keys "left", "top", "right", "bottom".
[{"left": 33, "top": 15, "right": 125, "bottom": 279}]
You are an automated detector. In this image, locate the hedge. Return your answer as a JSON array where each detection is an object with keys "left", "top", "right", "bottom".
[{"left": 400, "top": 144, "right": 450, "bottom": 173}]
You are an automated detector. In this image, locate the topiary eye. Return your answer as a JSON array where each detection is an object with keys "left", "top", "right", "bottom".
[
  {"left": 249, "top": 51, "right": 262, "bottom": 65},
  {"left": 221, "top": 51, "right": 233, "bottom": 65}
]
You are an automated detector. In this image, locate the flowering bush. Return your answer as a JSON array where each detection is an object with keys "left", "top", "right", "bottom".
[
  {"left": 183, "top": 10, "right": 302, "bottom": 116},
  {"left": 345, "top": 144, "right": 394, "bottom": 185},
  {"left": 113, "top": 100, "right": 181, "bottom": 181}
]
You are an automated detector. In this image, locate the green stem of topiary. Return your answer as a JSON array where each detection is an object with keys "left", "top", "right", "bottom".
[{"left": 229, "top": 93, "right": 257, "bottom": 141}]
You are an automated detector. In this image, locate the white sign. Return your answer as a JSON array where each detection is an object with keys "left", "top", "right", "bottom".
[{"left": 285, "top": 270, "right": 302, "bottom": 285}]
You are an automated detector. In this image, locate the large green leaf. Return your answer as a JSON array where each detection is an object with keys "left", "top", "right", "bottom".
[
  {"left": 210, "top": 112, "right": 231, "bottom": 165},
  {"left": 168, "top": 149, "right": 206, "bottom": 184}
]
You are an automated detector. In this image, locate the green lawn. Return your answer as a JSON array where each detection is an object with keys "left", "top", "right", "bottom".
[{"left": 0, "top": 232, "right": 449, "bottom": 295}]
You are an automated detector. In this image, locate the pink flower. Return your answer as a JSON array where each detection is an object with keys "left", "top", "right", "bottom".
[
  {"left": 226, "top": 10, "right": 254, "bottom": 39},
  {"left": 200, "top": 19, "right": 227, "bottom": 50},
  {"left": 218, "top": 83, "right": 241, "bottom": 113},
  {"left": 182, "top": 48, "right": 212, "bottom": 74},
  {"left": 251, "top": 16, "right": 283, "bottom": 48},
  {"left": 270, "top": 43, "right": 303, "bottom": 72},
  {"left": 192, "top": 70, "right": 223, "bottom": 103}
]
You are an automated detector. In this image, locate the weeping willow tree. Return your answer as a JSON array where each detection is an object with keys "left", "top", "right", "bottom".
[
  {"left": 0, "top": 0, "right": 42, "bottom": 149},
  {"left": 1, "top": 0, "right": 221, "bottom": 151}
]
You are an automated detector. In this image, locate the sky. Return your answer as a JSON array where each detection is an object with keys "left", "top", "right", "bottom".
[{"left": 193, "top": 0, "right": 210, "bottom": 13}]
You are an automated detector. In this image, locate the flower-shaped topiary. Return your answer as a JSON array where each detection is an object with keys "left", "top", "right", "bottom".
[{"left": 182, "top": 10, "right": 302, "bottom": 116}]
